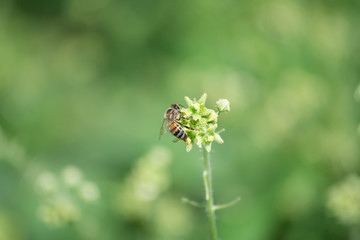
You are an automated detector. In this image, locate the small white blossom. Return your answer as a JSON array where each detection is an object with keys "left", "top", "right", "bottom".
[
  {"left": 62, "top": 165, "right": 83, "bottom": 187},
  {"left": 36, "top": 171, "right": 57, "bottom": 194},
  {"left": 79, "top": 181, "right": 100, "bottom": 202},
  {"left": 214, "top": 133, "right": 224, "bottom": 144},
  {"left": 216, "top": 99, "right": 230, "bottom": 113}
]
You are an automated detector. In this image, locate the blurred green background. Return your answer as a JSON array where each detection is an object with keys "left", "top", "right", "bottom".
[{"left": 0, "top": 0, "right": 360, "bottom": 239}]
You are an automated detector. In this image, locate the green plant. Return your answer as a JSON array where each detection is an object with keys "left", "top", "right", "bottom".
[{"left": 179, "top": 93, "right": 240, "bottom": 240}]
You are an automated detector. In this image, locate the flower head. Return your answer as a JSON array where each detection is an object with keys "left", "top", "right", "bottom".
[{"left": 180, "top": 93, "right": 229, "bottom": 152}]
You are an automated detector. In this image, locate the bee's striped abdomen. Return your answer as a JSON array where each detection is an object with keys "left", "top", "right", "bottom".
[{"left": 168, "top": 121, "right": 187, "bottom": 142}]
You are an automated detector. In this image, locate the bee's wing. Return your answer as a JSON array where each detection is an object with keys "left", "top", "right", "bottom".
[{"left": 159, "top": 118, "right": 167, "bottom": 140}]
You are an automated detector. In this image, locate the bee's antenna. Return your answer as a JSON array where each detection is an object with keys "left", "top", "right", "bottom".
[{"left": 179, "top": 104, "right": 186, "bottom": 108}]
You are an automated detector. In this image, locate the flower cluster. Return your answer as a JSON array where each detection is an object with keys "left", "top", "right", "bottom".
[{"left": 180, "top": 93, "right": 230, "bottom": 152}]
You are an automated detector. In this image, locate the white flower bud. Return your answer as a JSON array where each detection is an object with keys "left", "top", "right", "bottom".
[
  {"left": 216, "top": 99, "right": 230, "bottom": 113},
  {"left": 207, "top": 109, "right": 218, "bottom": 122},
  {"left": 205, "top": 135, "right": 215, "bottom": 142},
  {"left": 214, "top": 133, "right": 224, "bottom": 144},
  {"left": 195, "top": 135, "right": 203, "bottom": 148},
  {"left": 186, "top": 143, "right": 193, "bottom": 152}
]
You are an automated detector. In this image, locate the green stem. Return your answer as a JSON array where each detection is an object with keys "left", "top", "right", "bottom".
[
  {"left": 214, "top": 197, "right": 241, "bottom": 211},
  {"left": 203, "top": 149, "right": 218, "bottom": 240},
  {"left": 182, "top": 197, "right": 203, "bottom": 208}
]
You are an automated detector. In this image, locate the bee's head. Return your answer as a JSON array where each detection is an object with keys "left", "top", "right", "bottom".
[{"left": 170, "top": 103, "right": 180, "bottom": 110}]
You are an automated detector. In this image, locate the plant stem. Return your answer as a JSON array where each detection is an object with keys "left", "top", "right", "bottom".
[{"left": 203, "top": 149, "right": 218, "bottom": 240}]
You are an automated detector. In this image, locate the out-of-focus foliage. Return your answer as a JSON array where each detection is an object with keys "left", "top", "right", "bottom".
[{"left": 0, "top": 0, "right": 359, "bottom": 239}]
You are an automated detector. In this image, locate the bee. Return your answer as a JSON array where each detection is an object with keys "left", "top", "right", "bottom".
[{"left": 159, "top": 103, "right": 194, "bottom": 143}]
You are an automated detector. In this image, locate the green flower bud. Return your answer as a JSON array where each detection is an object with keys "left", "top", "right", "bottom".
[
  {"left": 184, "top": 96, "right": 194, "bottom": 107},
  {"left": 192, "top": 114, "right": 202, "bottom": 121},
  {"left": 198, "top": 93, "right": 208, "bottom": 105},
  {"left": 204, "top": 142, "right": 212, "bottom": 152},
  {"left": 207, "top": 109, "right": 218, "bottom": 122},
  {"left": 199, "top": 118, "right": 208, "bottom": 126},
  {"left": 193, "top": 103, "right": 201, "bottom": 112},
  {"left": 181, "top": 109, "right": 192, "bottom": 118},
  {"left": 207, "top": 124, "right": 218, "bottom": 133}
]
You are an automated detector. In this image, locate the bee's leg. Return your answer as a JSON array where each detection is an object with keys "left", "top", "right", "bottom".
[
  {"left": 181, "top": 116, "right": 191, "bottom": 120},
  {"left": 176, "top": 121, "right": 195, "bottom": 130},
  {"left": 179, "top": 104, "right": 191, "bottom": 119},
  {"left": 183, "top": 125, "right": 195, "bottom": 130}
]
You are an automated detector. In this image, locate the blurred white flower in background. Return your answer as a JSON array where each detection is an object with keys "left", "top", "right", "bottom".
[
  {"left": 327, "top": 174, "right": 360, "bottom": 226},
  {"left": 35, "top": 165, "right": 100, "bottom": 227},
  {"left": 115, "top": 146, "right": 171, "bottom": 219},
  {"left": 113, "top": 145, "right": 194, "bottom": 239},
  {"left": 36, "top": 171, "right": 58, "bottom": 194},
  {"left": 37, "top": 196, "right": 80, "bottom": 226},
  {"left": 61, "top": 165, "right": 83, "bottom": 187},
  {"left": 79, "top": 181, "right": 100, "bottom": 202}
]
